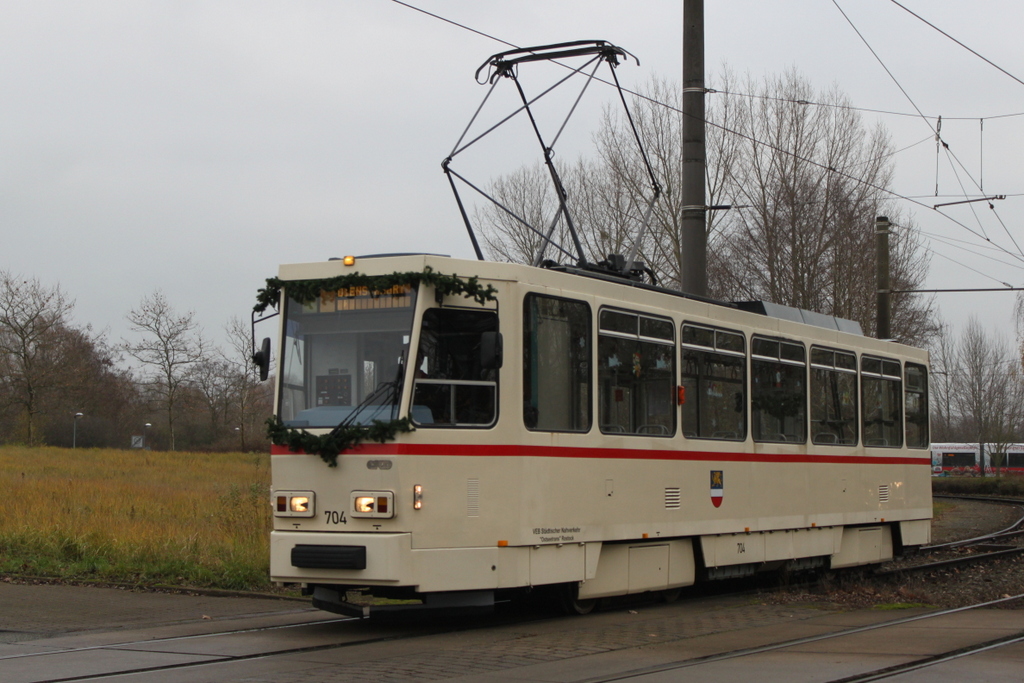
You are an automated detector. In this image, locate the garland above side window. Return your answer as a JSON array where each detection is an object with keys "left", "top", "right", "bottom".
[{"left": 254, "top": 266, "right": 497, "bottom": 313}]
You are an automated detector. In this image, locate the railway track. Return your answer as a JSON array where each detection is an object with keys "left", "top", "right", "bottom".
[
  {"left": 10, "top": 591, "right": 1021, "bottom": 682},
  {"left": 1, "top": 601, "right": 553, "bottom": 683},
  {"left": 576, "top": 593, "right": 1024, "bottom": 682},
  {"left": 873, "top": 494, "right": 1024, "bottom": 578},
  {"left": 5, "top": 496, "right": 1023, "bottom": 682}
]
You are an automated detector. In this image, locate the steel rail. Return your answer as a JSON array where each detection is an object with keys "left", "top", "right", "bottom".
[
  {"left": 15, "top": 603, "right": 547, "bottom": 683},
  {"left": 0, "top": 612, "right": 357, "bottom": 662},
  {"left": 823, "top": 631, "right": 1024, "bottom": 682},
  {"left": 575, "top": 592, "right": 1024, "bottom": 683},
  {"left": 873, "top": 545, "right": 1024, "bottom": 578},
  {"left": 926, "top": 493, "right": 1024, "bottom": 551}
]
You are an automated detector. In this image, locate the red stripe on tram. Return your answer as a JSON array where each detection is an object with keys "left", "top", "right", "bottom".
[{"left": 270, "top": 442, "right": 928, "bottom": 466}]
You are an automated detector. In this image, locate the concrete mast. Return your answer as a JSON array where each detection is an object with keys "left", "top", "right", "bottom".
[{"left": 680, "top": 0, "right": 707, "bottom": 296}]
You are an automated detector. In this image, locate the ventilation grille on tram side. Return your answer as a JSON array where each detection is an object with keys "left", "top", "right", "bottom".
[
  {"left": 665, "top": 487, "right": 681, "bottom": 509},
  {"left": 878, "top": 484, "right": 890, "bottom": 503},
  {"left": 468, "top": 478, "right": 480, "bottom": 517}
]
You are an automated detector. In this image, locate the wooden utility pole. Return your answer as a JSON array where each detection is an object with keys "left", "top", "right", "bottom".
[
  {"left": 876, "top": 215, "right": 891, "bottom": 339},
  {"left": 681, "top": 0, "right": 707, "bottom": 297}
]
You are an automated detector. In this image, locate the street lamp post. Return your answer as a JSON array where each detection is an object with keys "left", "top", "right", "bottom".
[
  {"left": 143, "top": 423, "right": 152, "bottom": 449},
  {"left": 73, "top": 412, "right": 83, "bottom": 448}
]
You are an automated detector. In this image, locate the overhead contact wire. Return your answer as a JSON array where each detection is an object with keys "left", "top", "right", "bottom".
[
  {"left": 889, "top": 0, "right": 1024, "bottom": 90},
  {"left": 830, "top": 0, "right": 1024, "bottom": 271},
  {"left": 397, "top": 0, "right": 1024, "bottom": 280},
  {"left": 831, "top": 0, "right": 936, "bottom": 137}
]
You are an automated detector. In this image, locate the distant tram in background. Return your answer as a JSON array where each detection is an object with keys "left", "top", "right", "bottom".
[
  {"left": 930, "top": 443, "right": 1024, "bottom": 476},
  {"left": 259, "top": 252, "right": 933, "bottom": 616}
]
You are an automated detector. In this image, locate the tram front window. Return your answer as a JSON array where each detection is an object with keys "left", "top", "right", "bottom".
[{"left": 278, "top": 285, "right": 416, "bottom": 428}]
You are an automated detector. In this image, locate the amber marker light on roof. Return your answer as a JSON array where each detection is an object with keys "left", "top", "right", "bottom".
[
  {"left": 342, "top": 255, "right": 356, "bottom": 266},
  {"left": 497, "top": 540, "right": 508, "bottom": 547}
]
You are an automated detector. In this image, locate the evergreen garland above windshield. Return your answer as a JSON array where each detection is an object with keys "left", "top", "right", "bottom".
[{"left": 254, "top": 266, "right": 497, "bottom": 313}]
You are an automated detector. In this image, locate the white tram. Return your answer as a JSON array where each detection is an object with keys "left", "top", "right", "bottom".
[
  {"left": 264, "top": 253, "right": 932, "bottom": 615},
  {"left": 930, "top": 443, "right": 1024, "bottom": 476}
]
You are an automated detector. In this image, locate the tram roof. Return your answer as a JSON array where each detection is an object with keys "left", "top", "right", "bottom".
[{"left": 280, "top": 253, "right": 927, "bottom": 359}]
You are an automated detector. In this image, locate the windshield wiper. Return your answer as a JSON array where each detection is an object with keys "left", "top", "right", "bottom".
[{"left": 331, "top": 353, "right": 406, "bottom": 434}]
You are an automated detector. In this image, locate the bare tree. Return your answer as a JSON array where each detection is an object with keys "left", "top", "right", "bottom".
[
  {"left": 0, "top": 271, "right": 76, "bottom": 444},
  {"left": 950, "top": 317, "right": 1024, "bottom": 471},
  {"left": 221, "top": 316, "right": 272, "bottom": 451},
  {"left": 39, "top": 325, "right": 142, "bottom": 448},
  {"left": 594, "top": 76, "right": 739, "bottom": 288},
  {"left": 473, "top": 71, "right": 935, "bottom": 344},
  {"left": 927, "top": 323, "right": 958, "bottom": 442},
  {"left": 186, "top": 355, "right": 234, "bottom": 436},
  {"left": 710, "top": 70, "right": 934, "bottom": 345},
  {"left": 123, "top": 291, "right": 207, "bottom": 450}
]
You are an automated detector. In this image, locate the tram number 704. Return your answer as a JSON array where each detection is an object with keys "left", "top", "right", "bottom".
[{"left": 324, "top": 510, "right": 347, "bottom": 525}]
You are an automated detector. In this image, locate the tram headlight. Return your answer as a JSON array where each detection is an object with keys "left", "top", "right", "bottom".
[
  {"left": 351, "top": 491, "right": 395, "bottom": 519},
  {"left": 273, "top": 491, "right": 315, "bottom": 518}
]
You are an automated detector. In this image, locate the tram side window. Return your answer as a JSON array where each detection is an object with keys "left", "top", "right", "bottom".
[
  {"left": 862, "top": 357, "right": 902, "bottom": 448},
  {"left": 751, "top": 337, "right": 806, "bottom": 443},
  {"left": 598, "top": 309, "right": 675, "bottom": 436},
  {"left": 904, "top": 363, "right": 929, "bottom": 449},
  {"left": 809, "top": 347, "right": 858, "bottom": 445},
  {"left": 523, "top": 295, "right": 592, "bottom": 432},
  {"left": 412, "top": 308, "right": 498, "bottom": 427},
  {"left": 680, "top": 324, "right": 746, "bottom": 440},
  {"left": 942, "top": 451, "right": 976, "bottom": 468}
]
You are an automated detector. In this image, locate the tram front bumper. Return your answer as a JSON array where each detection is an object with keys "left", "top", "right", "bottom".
[
  {"left": 271, "top": 531, "right": 517, "bottom": 592},
  {"left": 270, "top": 531, "right": 411, "bottom": 585}
]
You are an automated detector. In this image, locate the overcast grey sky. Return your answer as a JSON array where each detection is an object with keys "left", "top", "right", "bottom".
[{"left": 3, "top": 0, "right": 1024, "bottom": 354}]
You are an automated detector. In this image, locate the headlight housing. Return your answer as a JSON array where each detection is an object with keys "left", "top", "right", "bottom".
[
  {"left": 350, "top": 490, "right": 395, "bottom": 519},
  {"left": 273, "top": 490, "right": 315, "bottom": 517}
]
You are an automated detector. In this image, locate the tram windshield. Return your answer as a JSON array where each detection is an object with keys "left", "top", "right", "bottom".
[{"left": 278, "top": 284, "right": 417, "bottom": 428}]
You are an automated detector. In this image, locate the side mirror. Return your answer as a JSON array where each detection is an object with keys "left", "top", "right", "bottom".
[
  {"left": 253, "top": 337, "right": 271, "bottom": 382},
  {"left": 480, "top": 331, "right": 503, "bottom": 370}
]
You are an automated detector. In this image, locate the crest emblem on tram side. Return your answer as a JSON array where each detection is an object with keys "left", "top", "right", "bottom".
[{"left": 710, "top": 470, "right": 724, "bottom": 508}]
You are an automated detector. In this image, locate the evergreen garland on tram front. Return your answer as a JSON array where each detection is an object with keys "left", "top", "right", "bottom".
[
  {"left": 254, "top": 266, "right": 497, "bottom": 314},
  {"left": 257, "top": 267, "right": 496, "bottom": 466},
  {"left": 265, "top": 415, "right": 415, "bottom": 468}
]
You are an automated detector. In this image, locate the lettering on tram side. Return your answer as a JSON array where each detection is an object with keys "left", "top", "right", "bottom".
[{"left": 531, "top": 526, "right": 583, "bottom": 543}]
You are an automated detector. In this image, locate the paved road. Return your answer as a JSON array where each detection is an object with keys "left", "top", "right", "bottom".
[
  {"left": 2, "top": 582, "right": 1022, "bottom": 682},
  {"left": 4, "top": 502, "right": 1023, "bottom": 681}
]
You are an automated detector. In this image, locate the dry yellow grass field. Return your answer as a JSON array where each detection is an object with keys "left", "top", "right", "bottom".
[{"left": 0, "top": 446, "right": 272, "bottom": 590}]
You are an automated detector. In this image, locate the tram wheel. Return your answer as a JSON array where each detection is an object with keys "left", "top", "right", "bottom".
[
  {"left": 557, "top": 584, "right": 598, "bottom": 615},
  {"left": 659, "top": 587, "right": 683, "bottom": 603}
]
